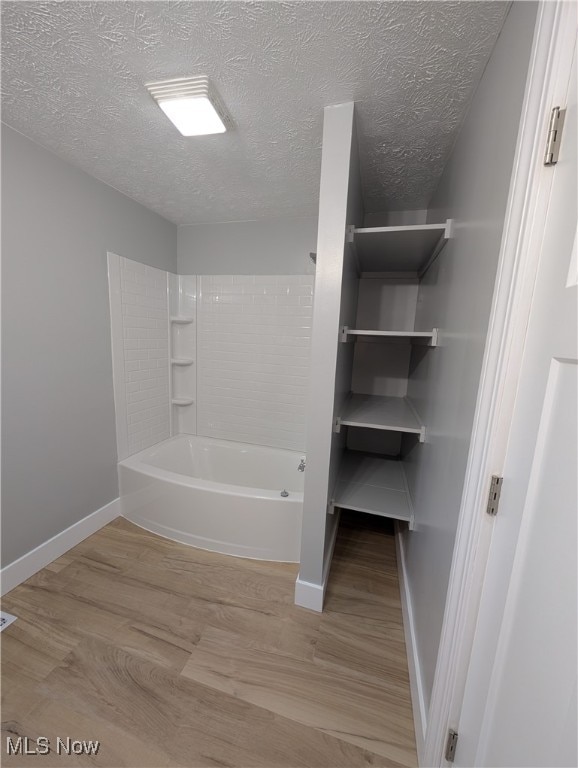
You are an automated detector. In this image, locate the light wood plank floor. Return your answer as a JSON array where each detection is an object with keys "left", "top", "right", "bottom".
[{"left": 1, "top": 513, "right": 416, "bottom": 767}]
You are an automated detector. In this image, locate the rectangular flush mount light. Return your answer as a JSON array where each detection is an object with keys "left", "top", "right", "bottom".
[{"left": 146, "top": 76, "right": 229, "bottom": 136}]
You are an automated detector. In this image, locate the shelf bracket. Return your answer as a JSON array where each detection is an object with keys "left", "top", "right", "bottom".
[
  {"left": 333, "top": 416, "right": 342, "bottom": 434},
  {"left": 345, "top": 224, "right": 355, "bottom": 243},
  {"left": 430, "top": 328, "right": 439, "bottom": 347},
  {"left": 340, "top": 325, "right": 351, "bottom": 342},
  {"left": 327, "top": 499, "right": 336, "bottom": 515},
  {"left": 404, "top": 397, "right": 427, "bottom": 443}
]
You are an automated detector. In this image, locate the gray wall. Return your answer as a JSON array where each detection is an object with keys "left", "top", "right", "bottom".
[
  {"left": 401, "top": 2, "right": 538, "bottom": 708},
  {"left": 1, "top": 125, "right": 176, "bottom": 565},
  {"left": 177, "top": 217, "right": 317, "bottom": 275}
]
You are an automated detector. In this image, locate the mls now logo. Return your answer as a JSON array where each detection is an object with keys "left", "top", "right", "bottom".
[{"left": 6, "top": 736, "right": 100, "bottom": 756}]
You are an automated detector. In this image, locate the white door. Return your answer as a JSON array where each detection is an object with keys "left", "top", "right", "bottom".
[{"left": 456, "top": 24, "right": 577, "bottom": 768}]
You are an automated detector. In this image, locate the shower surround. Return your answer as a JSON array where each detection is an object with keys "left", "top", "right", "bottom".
[
  {"left": 197, "top": 275, "right": 313, "bottom": 451},
  {"left": 108, "top": 255, "right": 171, "bottom": 459},
  {"left": 107, "top": 254, "right": 314, "bottom": 560}
]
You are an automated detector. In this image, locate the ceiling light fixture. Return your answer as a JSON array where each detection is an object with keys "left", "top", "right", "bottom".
[{"left": 146, "top": 76, "right": 229, "bottom": 136}]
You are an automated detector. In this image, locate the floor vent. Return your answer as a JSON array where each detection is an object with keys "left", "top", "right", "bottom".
[{"left": 0, "top": 611, "right": 17, "bottom": 632}]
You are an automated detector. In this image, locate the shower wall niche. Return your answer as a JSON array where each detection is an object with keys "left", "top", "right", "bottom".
[{"left": 169, "top": 274, "right": 197, "bottom": 435}]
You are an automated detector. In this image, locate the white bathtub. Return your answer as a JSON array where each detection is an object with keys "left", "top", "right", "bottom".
[{"left": 118, "top": 435, "right": 304, "bottom": 562}]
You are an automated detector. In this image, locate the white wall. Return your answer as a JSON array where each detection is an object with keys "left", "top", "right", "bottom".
[
  {"left": 1, "top": 125, "right": 176, "bottom": 566},
  {"left": 177, "top": 216, "right": 318, "bottom": 275},
  {"left": 400, "top": 1, "right": 538, "bottom": 709},
  {"left": 196, "top": 275, "right": 314, "bottom": 451},
  {"left": 296, "top": 103, "right": 362, "bottom": 606},
  {"left": 328, "top": 117, "right": 364, "bottom": 507},
  {"left": 364, "top": 210, "right": 427, "bottom": 227}
]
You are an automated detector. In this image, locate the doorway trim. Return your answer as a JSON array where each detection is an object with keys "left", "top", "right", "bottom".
[{"left": 423, "top": 2, "right": 572, "bottom": 764}]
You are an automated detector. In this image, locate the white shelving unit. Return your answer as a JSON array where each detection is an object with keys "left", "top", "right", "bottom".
[
  {"left": 296, "top": 105, "right": 453, "bottom": 611},
  {"left": 331, "top": 221, "right": 452, "bottom": 452},
  {"left": 352, "top": 220, "right": 452, "bottom": 274},
  {"left": 341, "top": 326, "right": 438, "bottom": 346},
  {"left": 331, "top": 451, "right": 414, "bottom": 528},
  {"left": 336, "top": 393, "right": 425, "bottom": 442},
  {"left": 325, "top": 218, "right": 453, "bottom": 538}
]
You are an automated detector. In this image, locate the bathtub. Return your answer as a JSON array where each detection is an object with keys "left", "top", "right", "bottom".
[{"left": 118, "top": 435, "right": 304, "bottom": 562}]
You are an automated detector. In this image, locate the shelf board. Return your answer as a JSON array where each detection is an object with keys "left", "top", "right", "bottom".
[
  {"left": 170, "top": 316, "right": 195, "bottom": 324},
  {"left": 171, "top": 357, "right": 195, "bottom": 366},
  {"left": 336, "top": 394, "right": 425, "bottom": 441},
  {"left": 341, "top": 327, "right": 438, "bottom": 346},
  {"left": 172, "top": 397, "right": 195, "bottom": 406},
  {"left": 332, "top": 452, "right": 413, "bottom": 526},
  {"left": 352, "top": 220, "right": 451, "bottom": 274}
]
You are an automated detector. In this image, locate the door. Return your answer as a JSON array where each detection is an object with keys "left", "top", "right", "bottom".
[{"left": 456, "top": 24, "right": 577, "bottom": 768}]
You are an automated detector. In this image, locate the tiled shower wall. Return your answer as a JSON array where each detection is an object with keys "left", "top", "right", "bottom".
[
  {"left": 108, "top": 254, "right": 170, "bottom": 459},
  {"left": 197, "top": 275, "right": 314, "bottom": 452},
  {"left": 109, "top": 264, "right": 314, "bottom": 457}
]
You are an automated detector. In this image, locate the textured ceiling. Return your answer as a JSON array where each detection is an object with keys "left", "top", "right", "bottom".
[{"left": 1, "top": 1, "right": 509, "bottom": 225}]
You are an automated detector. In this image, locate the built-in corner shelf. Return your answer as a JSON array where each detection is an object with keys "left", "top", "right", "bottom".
[
  {"left": 351, "top": 220, "right": 453, "bottom": 275},
  {"left": 341, "top": 326, "right": 438, "bottom": 346},
  {"left": 170, "top": 316, "right": 195, "bottom": 324},
  {"left": 171, "top": 357, "right": 195, "bottom": 366},
  {"left": 331, "top": 451, "right": 414, "bottom": 528},
  {"left": 335, "top": 393, "right": 425, "bottom": 442},
  {"left": 172, "top": 397, "right": 195, "bottom": 406}
]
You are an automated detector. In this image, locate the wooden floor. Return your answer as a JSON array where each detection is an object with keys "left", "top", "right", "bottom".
[{"left": 1, "top": 513, "right": 416, "bottom": 767}]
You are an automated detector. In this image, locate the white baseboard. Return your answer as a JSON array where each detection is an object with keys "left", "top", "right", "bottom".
[
  {"left": 294, "top": 576, "right": 324, "bottom": 611},
  {"left": 1, "top": 498, "right": 121, "bottom": 596},
  {"left": 395, "top": 523, "right": 427, "bottom": 765},
  {"left": 295, "top": 510, "right": 340, "bottom": 612}
]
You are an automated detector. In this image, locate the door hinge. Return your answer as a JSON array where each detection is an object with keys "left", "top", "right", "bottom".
[
  {"left": 445, "top": 729, "right": 459, "bottom": 763},
  {"left": 486, "top": 475, "right": 503, "bottom": 516},
  {"left": 544, "top": 106, "right": 565, "bottom": 166}
]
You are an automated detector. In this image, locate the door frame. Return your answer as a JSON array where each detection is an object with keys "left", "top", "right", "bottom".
[{"left": 423, "top": 2, "right": 575, "bottom": 764}]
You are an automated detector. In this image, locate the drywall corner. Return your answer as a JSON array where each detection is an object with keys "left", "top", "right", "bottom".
[{"left": 1, "top": 498, "right": 121, "bottom": 595}]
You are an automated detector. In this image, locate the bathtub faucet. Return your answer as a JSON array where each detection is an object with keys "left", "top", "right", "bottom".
[{"left": 297, "top": 458, "right": 306, "bottom": 472}]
